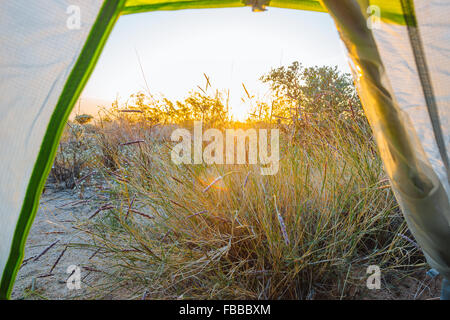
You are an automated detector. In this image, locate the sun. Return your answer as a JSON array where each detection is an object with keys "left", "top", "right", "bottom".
[{"left": 230, "top": 103, "right": 251, "bottom": 121}]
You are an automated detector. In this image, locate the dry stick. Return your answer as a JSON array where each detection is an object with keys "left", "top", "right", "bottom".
[
  {"left": 211, "top": 215, "right": 228, "bottom": 223},
  {"left": 135, "top": 48, "right": 154, "bottom": 100},
  {"left": 204, "top": 73, "right": 211, "bottom": 90},
  {"left": 88, "top": 204, "right": 114, "bottom": 220},
  {"left": 142, "top": 289, "right": 150, "bottom": 300},
  {"left": 41, "top": 231, "right": 66, "bottom": 235},
  {"left": 197, "top": 85, "right": 206, "bottom": 94},
  {"left": 33, "top": 240, "right": 60, "bottom": 262},
  {"left": 82, "top": 266, "right": 102, "bottom": 273},
  {"left": 89, "top": 248, "right": 101, "bottom": 260},
  {"left": 37, "top": 273, "right": 54, "bottom": 279},
  {"left": 169, "top": 199, "right": 188, "bottom": 210},
  {"left": 81, "top": 271, "right": 91, "bottom": 283},
  {"left": 160, "top": 230, "right": 171, "bottom": 242},
  {"left": 57, "top": 198, "right": 90, "bottom": 208},
  {"left": 397, "top": 233, "right": 420, "bottom": 249},
  {"left": 202, "top": 176, "right": 224, "bottom": 193},
  {"left": 119, "top": 109, "right": 143, "bottom": 113},
  {"left": 130, "top": 246, "right": 146, "bottom": 254},
  {"left": 243, "top": 171, "right": 251, "bottom": 189},
  {"left": 125, "top": 195, "right": 136, "bottom": 220},
  {"left": 414, "top": 277, "right": 434, "bottom": 300},
  {"left": 65, "top": 269, "right": 76, "bottom": 283},
  {"left": 76, "top": 171, "right": 94, "bottom": 184},
  {"left": 202, "top": 171, "right": 238, "bottom": 193},
  {"left": 129, "top": 209, "right": 154, "bottom": 220},
  {"left": 50, "top": 246, "right": 67, "bottom": 274},
  {"left": 274, "top": 195, "right": 290, "bottom": 246},
  {"left": 138, "top": 242, "right": 162, "bottom": 262},
  {"left": 120, "top": 140, "right": 145, "bottom": 146},
  {"left": 21, "top": 255, "right": 36, "bottom": 267},
  {"left": 187, "top": 210, "right": 208, "bottom": 219},
  {"left": 109, "top": 171, "right": 129, "bottom": 183},
  {"left": 72, "top": 226, "right": 96, "bottom": 237},
  {"left": 171, "top": 176, "right": 184, "bottom": 185}
]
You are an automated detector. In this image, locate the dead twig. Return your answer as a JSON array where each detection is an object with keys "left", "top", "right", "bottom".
[
  {"left": 187, "top": 210, "right": 208, "bottom": 218},
  {"left": 89, "top": 204, "right": 114, "bottom": 220},
  {"left": 49, "top": 246, "right": 68, "bottom": 273},
  {"left": 125, "top": 195, "right": 136, "bottom": 220},
  {"left": 33, "top": 240, "right": 60, "bottom": 262},
  {"left": 129, "top": 209, "right": 153, "bottom": 220},
  {"left": 120, "top": 140, "right": 145, "bottom": 146}
]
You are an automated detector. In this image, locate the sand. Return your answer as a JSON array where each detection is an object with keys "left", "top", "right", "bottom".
[{"left": 11, "top": 188, "right": 105, "bottom": 300}]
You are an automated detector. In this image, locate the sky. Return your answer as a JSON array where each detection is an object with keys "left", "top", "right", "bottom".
[{"left": 79, "top": 6, "right": 350, "bottom": 120}]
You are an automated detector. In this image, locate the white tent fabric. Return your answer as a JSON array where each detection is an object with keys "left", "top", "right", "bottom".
[
  {"left": 372, "top": 0, "right": 450, "bottom": 197},
  {"left": 370, "top": 0, "right": 450, "bottom": 276},
  {"left": 0, "top": 0, "right": 449, "bottom": 299},
  {"left": 0, "top": 0, "right": 104, "bottom": 297},
  {"left": 321, "top": 0, "right": 450, "bottom": 280}
]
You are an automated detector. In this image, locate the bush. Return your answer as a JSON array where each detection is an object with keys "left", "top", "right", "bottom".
[
  {"left": 49, "top": 123, "right": 96, "bottom": 189},
  {"left": 75, "top": 113, "right": 94, "bottom": 125},
  {"left": 260, "top": 62, "right": 362, "bottom": 123}
]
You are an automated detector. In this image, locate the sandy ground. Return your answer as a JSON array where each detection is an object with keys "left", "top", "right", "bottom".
[
  {"left": 11, "top": 188, "right": 443, "bottom": 300},
  {"left": 11, "top": 188, "right": 106, "bottom": 300}
]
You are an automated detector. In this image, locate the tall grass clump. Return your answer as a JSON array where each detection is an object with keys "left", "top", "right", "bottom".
[
  {"left": 66, "top": 64, "right": 425, "bottom": 299},
  {"left": 74, "top": 118, "right": 423, "bottom": 299}
]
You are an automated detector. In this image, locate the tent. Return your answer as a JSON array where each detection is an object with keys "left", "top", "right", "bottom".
[{"left": 0, "top": 0, "right": 449, "bottom": 299}]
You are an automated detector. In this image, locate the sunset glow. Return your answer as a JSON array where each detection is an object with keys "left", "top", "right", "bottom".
[{"left": 79, "top": 7, "right": 349, "bottom": 120}]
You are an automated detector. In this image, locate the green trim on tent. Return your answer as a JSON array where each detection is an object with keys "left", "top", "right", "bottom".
[
  {"left": 122, "top": 0, "right": 407, "bottom": 25},
  {"left": 370, "top": 0, "right": 407, "bottom": 26},
  {"left": 123, "top": 0, "right": 245, "bottom": 14},
  {"left": 122, "top": 0, "right": 326, "bottom": 15},
  {"left": 0, "top": 0, "right": 127, "bottom": 299},
  {"left": 270, "top": 0, "right": 325, "bottom": 12}
]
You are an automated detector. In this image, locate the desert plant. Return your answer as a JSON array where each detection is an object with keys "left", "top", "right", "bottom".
[
  {"left": 75, "top": 114, "right": 94, "bottom": 125},
  {"left": 72, "top": 116, "right": 423, "bottom": 300},
  {"left": 49, "top": 123, "right": 96, "bottom": 188},
  {"left": 49, "top": 64, "right": 425, "bottom": 300},
  {"left": 261, "top": 62, "right": 362, "bottom": 123}
]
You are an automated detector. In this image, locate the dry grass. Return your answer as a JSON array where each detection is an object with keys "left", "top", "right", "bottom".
[
  {"left": 51, "top": 66, "right": 428, "bottom": 299},
  {"left": 62, "top": 113, "right": 426, "bottom": 299}
]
